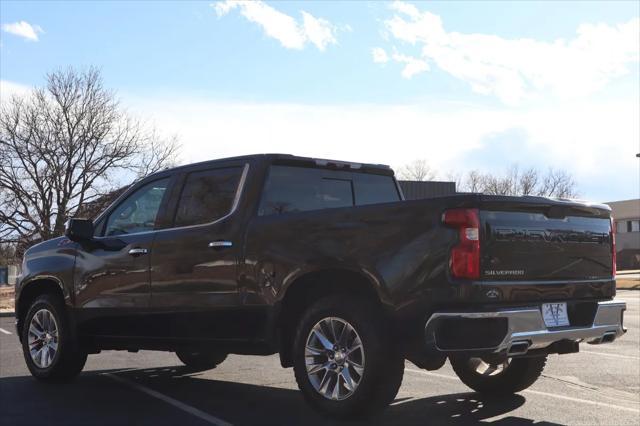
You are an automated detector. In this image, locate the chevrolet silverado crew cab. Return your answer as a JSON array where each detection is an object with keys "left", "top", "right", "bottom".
[{"left": 15, "top": 154, "right": 625, "bottom": 418}]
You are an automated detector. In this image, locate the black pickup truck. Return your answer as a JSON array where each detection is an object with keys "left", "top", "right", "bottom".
[{"left": 15, "top": 154, "right": 625, "bottom": 418}]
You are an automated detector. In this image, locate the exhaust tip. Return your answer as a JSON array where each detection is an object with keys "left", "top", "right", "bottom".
[
  {"left": 590, "top": 331, "right": 617, "bottom": 345},
  {"left": 508, "top": 341, "right": 530, "bottom": 356},
  {"left": 601, "top": 332, "right": 616, "bottom": 344}
]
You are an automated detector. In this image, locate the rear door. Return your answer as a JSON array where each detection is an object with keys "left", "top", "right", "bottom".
[{"left": 148, "top": 162, "right": 249, "bottom": 340}]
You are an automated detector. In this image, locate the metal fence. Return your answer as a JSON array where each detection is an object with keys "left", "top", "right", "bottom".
[{"left": 399, "top": 180, "right": 457, "bottom": 200}]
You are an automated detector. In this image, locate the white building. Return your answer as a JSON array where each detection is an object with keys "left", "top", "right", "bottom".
[{"left": 607, "top": 199, "right": 640, "bottom": 270}]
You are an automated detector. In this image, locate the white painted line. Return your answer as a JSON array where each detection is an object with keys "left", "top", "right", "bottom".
[
  {"left": 0, "top": 327, "right": 12, "bottom": 335},
  {"left": 523, "top": 389, "right": 640, "bottom": 414},
  {"left": 405, "top": 368, "right": 456, "bottom": 382},
  {"left": 580, "top": 349, "right": 640, "bottom": 360},
  {"left": 405, "top": 368, "right": 640, "bottom": 414},
  {"left": 103, "top": 373, "right": 232, "bottom": 426}
]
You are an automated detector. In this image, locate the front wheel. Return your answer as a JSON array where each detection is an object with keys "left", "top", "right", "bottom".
[
  {"left": 21, "top": 294, "right": 87, "bottom": 382},
  {"left": 450, "top": 355, "right": 547, "bottom": 395},
  {"left": 175, "top": 349, "right": 227, "bottom": 370},
  {"left": 293, "top": 296, "right": 404, "bottom": 419}
]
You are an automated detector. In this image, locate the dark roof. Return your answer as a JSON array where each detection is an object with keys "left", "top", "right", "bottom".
[{"left": 148, "top": 154, "right": 393, "bottom": 178}]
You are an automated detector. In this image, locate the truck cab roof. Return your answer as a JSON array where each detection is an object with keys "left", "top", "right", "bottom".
[{"left": 151, "top": 153, "right": 394, "bottom": 177}]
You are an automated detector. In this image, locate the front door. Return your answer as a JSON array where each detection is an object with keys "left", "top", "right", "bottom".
[
  {"left": 149, "top": 164, "right": 248, "bottom": 340},
  {"left": 74, "top": 177, "right": 171, "bottom": 337}
]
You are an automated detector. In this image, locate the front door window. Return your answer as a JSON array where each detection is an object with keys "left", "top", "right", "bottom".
[{"left": 104, "top": 178, "right": 169, "bottom": 236}]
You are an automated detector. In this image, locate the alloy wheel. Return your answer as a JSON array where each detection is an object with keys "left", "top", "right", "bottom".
[
  {"left": 28, "top": 309, "right": 59, "bottom": 368},
  {"left": 304, "top": 316, "right": 365, "bottom": 401}
]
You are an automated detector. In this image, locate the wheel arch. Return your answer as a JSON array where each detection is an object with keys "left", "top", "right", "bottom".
[
  {"left": 16, "top": 277, "right": 66, "bottom": 341},
  {"left": 275, "top": 267, "right": 390, "bottom": 368}
]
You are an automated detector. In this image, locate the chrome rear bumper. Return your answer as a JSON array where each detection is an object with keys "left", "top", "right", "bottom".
[{"left": 424, "top": 300, "right": 626, "bottom": 356}]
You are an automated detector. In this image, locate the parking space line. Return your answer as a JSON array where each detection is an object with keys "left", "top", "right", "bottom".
[
  {"left": 523, "top": 389, "right": 640, "bottom": 414},
  {"left": 103, "top": 373, "right": 233, "bottom": 426},
  {"left": 580, "top": 349, "right": 640, "bottom": 360},
  {"left": 0, "top": 327, "right": 12, "bottom": 335},
  {"left": 405, "top": 368, "right": 640, "bottom": 414}
]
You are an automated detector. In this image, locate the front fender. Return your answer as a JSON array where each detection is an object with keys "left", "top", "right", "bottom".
[{"left": 15, "top": 237, "right": 78, "bottom": 321}]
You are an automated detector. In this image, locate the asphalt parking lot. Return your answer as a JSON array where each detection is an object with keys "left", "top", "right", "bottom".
[{"left": 1, "top": 291, "right": 638, "bottom": 426}]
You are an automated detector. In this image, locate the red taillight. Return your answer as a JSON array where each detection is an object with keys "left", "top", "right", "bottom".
[
  {"left": 443, "top": 208, "right": 480, "bottom": 279},
  {"left": 611, "top": 217, "right": 616, "bottom": 277}
]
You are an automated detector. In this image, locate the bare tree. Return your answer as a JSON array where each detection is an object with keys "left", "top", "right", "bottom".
[
  {"left": 456, "top": 165, "right": 578, "bottom": 198},
  {"left": 135, "top": 131, "right": 181, "bottom": 179},
  {"left": 538, "top": 168, "right": 576, "bottom": 198},
  {"left": 518, "top": 167, "right": 539, "bottom": 196},
  {"left": 397, "top": 159, "right": 437, "bottom": 181},
  {"left": 0, "top": 67, "right": 179, "bottom": 247},
  {"left": 465, "top": 170, "right": 485, "bottom": 193}
]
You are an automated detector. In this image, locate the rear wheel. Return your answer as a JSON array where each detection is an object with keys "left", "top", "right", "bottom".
[
  {"left": 175, "top": 349, "right": 227, "bottom": 370},
  {"left": 21, "top": 294, "right": 87, "bottom": 382},
  {"left": 450, "top": 355, "right": 547, "bottom": 395},
  {"left": 293, "top": 296, "right": 404, "bottom": 419}
]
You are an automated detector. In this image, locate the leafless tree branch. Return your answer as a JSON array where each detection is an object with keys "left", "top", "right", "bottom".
[
  {"left": 397, "top": 159, "right": 437, "bottom": 181},
  {"left": 456, "top": 165, "right": 578, "bottom": 198},
  {"left": 0, "top": 67, "right": 179, "bottom": 252}
]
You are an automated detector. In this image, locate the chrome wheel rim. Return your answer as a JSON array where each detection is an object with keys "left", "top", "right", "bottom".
[
  {"left": 28, "top": 309, "right": 59, "bottom": 369},
  {"left": 305, "top": 317, "right": 365, "bottom": 401},
  {"left": 468, "top": 357, "right": 510, "bottom": 376}
]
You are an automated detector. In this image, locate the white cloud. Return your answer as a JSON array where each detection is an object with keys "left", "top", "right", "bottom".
[
  {"left": 372, "top": 47, "right": 389, "bottom": 63},
  {"left": 0, "top": 80, "right": 31, "bottom": 101},
  {"left": 1, "top": 21, "right": 43, "bottom": 41},
  {"left": 373, "top": 47, "right": 429, "bottom": 78},
  {"left": 4, "top": 78, "right": 636, "bottom": 200},
  {"left": 213, "top": 1, "right": 338, "bottom": 51},
  {"left": 381, "top": 1, "right": 639, "bottom": 104},
  {"left": 391, "top": 53, "right": 429, "bottom": 78},
  {"left": 121, "top": 92, "right": 638, "bottom": 202},
  {"left": 301, "top": 12, "right": 337, "bottom": 51}
]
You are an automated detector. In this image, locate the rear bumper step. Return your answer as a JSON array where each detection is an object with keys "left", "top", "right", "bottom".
[{"left": 424, "top": 300, "right": 626, "bottom": 356}]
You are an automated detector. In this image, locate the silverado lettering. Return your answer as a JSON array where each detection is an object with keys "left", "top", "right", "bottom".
[{"left": 493, "top": 228, "right": 608, "bottom": 244}]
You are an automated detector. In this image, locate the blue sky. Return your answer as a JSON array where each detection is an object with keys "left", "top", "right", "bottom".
[{"left": 1, "top": 1, "right": 639, "bottom": 202}]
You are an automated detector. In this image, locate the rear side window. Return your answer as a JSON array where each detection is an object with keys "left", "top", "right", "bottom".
[
  {"left": 259, "top": 166, "right": 354, "bottom": 215},
  {"left": 353, "top": 173, "right": 400, "bottom": 206},
  {"left": 174, "top": 167, "right": 243, "bottom": 227}
]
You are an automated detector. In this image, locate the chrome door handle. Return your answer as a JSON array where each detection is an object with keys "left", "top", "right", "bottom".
[
  {"left": 128, "top": 248, "right": 148, "bottom": 256},
  {"left": 208, "top": 241, "right": 233, "bottom": 249}
]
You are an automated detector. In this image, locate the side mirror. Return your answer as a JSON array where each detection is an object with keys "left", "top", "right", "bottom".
[{"left": 65, "top": 218, "right": 94, "bottom": 241}]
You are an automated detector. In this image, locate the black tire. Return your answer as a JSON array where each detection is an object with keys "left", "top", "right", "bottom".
[
  {"left": 175, "top": 349, "right": 227, "bottom": 370},
  {"left": 450, "top": 355, "right": 547, "bottom": 395},
  {"left": 292, "top": 296, "right": 404, "bottom": 419},
  {"left": 21, "top": 293, "right": 87, "bottom": 382}
]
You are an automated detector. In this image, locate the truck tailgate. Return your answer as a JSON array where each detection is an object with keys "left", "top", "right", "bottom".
[{"left": 479, "top": 197, "right": 614, "bottom": 281}]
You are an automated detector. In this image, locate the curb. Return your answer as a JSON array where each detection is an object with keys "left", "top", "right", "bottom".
[
  {"left": 0, "top": 311, "right": 15, "bottom": 318},
  {"left": 617, "top": 286, "right": 640, "bottom": 291},
  {"left": 617, "top": 279, "right": 640, "bottom": 290}
]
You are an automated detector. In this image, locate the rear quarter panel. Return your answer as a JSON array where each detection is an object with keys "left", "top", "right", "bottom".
[{"left": 242, "top": 197, "right": 467, "bottom": 310}]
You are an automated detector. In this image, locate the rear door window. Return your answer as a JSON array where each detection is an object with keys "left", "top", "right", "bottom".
[
  {"left": 174, "top": 167, "right": 244, "bottom": 227},
  {"left": 259, "top": 166, "right": 354, "bottom": 215}
]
